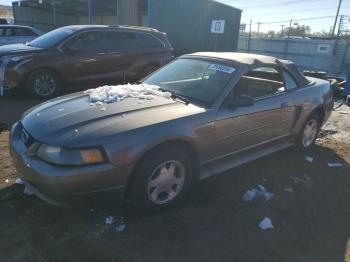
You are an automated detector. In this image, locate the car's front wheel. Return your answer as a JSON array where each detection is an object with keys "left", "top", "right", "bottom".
[
  {"left": 27, "top": 69, "right": 60, "bottom": 99},
  {"left": 131, "top": 146, "right": 193, "bottom": 211},
  {"left": 296, "top": 114, "right": 320, "bottom": 150}
]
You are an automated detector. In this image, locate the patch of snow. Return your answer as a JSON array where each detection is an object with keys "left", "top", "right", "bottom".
[
  {"left": 116, "top": 217, "right": 126, "bottom": 232},
  {"left": 259, "top": 217, "right": 274, "bottom": 230},
  {"left": 24, "top": 186, "right": 33, "bottom": 195},
  {"left": 58, "top": 108, "right": 64, "bottom": 112},
  {"left": 243, "top": 189, "right": 257, "bottom": 202},
  {"left": 15, "top": 178, "right": 23, "bottom": 184},
  {"left": 85, "top": 83, "right": 171, "bottom": 104},
  {"left": 327, "top": 162, "right": 343, "bottom": 168},
  {"left": 304, "top": 156, "right": 314, "bottom": 163},
  {"left": 105, "top": 215, "right": 114, "bottom": 225},
  {"left": 243, "top": 185, "right": 274, "bottom": 202},
  {"left": 284, "top": 187, "right": 294, "bottom": 193}
]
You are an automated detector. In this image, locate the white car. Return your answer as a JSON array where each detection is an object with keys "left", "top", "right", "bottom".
[{"left": 0, "top": 25, "right": 44, "bottom": 46}]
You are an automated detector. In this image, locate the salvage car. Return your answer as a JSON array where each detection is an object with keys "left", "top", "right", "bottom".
[
  {"left": 0, "top": 25, "right": 43, "bottom": 46},
  {"left": 10, "top": 52, "right": 333, "bottom": 210},
  {"left": 0, "top": 25, "right": 174, "bottom": 99}
]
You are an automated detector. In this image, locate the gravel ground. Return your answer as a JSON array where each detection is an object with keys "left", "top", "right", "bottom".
[{"left": 0, "top": 103, "right": 349, "bottom": 262}]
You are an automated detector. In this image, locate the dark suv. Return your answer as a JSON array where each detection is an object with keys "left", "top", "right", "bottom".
[{"left": 0, "top": 25, "right": 174, "bottom": 99}]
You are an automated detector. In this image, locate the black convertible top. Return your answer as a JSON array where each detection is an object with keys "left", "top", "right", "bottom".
[{"left": 188, "top": 52, "right": 310, "bottom": 86}]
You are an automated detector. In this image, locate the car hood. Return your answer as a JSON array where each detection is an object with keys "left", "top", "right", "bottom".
[
  {"left": 21, "top": 92, "right": 205, "bottom": 147},
  {"left": 0, "top": 43, "right": 42, "bottom": 56}
]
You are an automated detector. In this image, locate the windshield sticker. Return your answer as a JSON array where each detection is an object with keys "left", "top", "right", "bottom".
[{"left": 209, "top": 64, "right": 235, "bottom": 74}]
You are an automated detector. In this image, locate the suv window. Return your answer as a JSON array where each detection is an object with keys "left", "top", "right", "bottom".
[
  {"left": 14, "top": 28, "right": 37, "bottom": 36},
  {"left": 282, "top": 70, "right": 298, "bottom": 89},
  {"left": 234, "top": 67, "right": 285, "bottom": 98},
  {"left": 103, "top": 31, "right": 137, "bottom": 51},
  {"left": 137, "top": 33, "right": 163, "bottom": 49},
  {"left": 64, "top": 31, "right": 104, "bottom": 53}
]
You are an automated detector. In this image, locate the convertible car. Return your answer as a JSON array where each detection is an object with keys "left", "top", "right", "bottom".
[{"left": 10, "top": 52, "right": 333, "bottom": 210}]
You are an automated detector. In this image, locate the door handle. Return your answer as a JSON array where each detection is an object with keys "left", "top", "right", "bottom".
[{"left": 281, "top": 102, "right": 289, "bottom": 108}]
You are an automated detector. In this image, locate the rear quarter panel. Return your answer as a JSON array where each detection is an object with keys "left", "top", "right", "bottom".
[{"left": 291, "top": 77, "right": 333, "bottom": 134}]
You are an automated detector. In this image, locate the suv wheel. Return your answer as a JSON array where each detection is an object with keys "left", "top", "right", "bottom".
[
  {"left": 131, "top": 146, "right": 193, "bottom": 211},
  {"left": 296, "top": 114, "right": 320, "bottom": 150},
  {"left": 27, "top": 69, "right": 60, "bottom": 99}
]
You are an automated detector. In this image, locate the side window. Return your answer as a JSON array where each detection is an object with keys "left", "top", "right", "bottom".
[
  {"left": 233, "top": 67, "right": 285, "bottom": 99},
  {"left": 63, "top": 31, "right": 104, "bottom": 53},
  {"left": 0, "top": 28, "right": 5, "bottom": 36},
  {"left": 282, "top": 70, "right": 298, "bottom": 90},
  {"left": 14, "top": 28, "right": 37, "bottom": 36},
  {"left": 103, "top": 31, "right": 137, "bottom": 51},
  {"left": 137, "top": 33, "right": 163, "bottom": 49}
]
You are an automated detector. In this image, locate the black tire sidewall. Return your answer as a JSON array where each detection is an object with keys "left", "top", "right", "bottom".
[
  {"left": 131, "top": 146, "right": 193, "bottom": 211},
  {"left": 27, "top": 69, "right": 60, "bottom": 99},
  {"left": 297, "top": 114, "right": 320, "bottom": 151}
]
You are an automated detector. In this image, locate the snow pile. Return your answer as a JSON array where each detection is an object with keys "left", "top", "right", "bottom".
[
  {"left": 104, "top": 215, "right": 126, "bottom": 232},
  {"left": 304, "top": 156, "right": 314, "bottom": 163},
  {"left": 243, "top": 185, "right": 274, "bottom": 202},
  {"left": 259, "top": 217, "right": 274, "bottom": 230},
  {"left": 85, "top": 83, "right": 172, "bottom": 104}
]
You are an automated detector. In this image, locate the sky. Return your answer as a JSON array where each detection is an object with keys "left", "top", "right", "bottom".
[
  {"left": 219, "top": 0, "right": 350, "bottom": 33},
  {"left": 0, "top": 0, "right": 349, "bottom": 33}
]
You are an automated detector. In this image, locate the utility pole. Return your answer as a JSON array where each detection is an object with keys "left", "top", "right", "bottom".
[
  {"left": 337, "top": 14, "right": 345, "bottom": 38},
  {"left": 280, "top": 24, "right": 285, "bottom": 37},
  {"left": 331, "top": 0, "right": 343, "bottom": 38},
  {"left": 284, "top": 19, "right": 292, "bottom": 59},
  {"left": 248, "top": 19, "right": 252, "bottom": 53},
  {"left": 257, "top": 22, "right": 262, "bottom": 37}
]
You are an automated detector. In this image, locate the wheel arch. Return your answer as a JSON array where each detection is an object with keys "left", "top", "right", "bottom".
[
  {"left": 309, "top": 105, "right": 326, "bottom": 124},
  {"left": 123, "top": 139, "right": 200, "bottom": 200},
  {"left": 25, "top": 66, "right": 63, "bottom": 86}
]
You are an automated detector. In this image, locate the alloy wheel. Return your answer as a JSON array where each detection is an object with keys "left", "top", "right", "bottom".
[
  {"left": 33, "top": 74, "right": 56, "bottom": 97},
  {"left": 147, "top": 160, "right": 186, "bottom": 205}
]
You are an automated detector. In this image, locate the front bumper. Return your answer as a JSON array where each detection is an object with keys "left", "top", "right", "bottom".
[{"left": 10, "top": 122, "right": 133, "bottom": 206}]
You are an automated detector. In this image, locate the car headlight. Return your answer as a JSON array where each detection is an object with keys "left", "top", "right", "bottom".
[
  {"left": 10, "top": 54, "right": 33, "bottom": 63},
  {"left": 37, "top": 144, "right": 105, "bottom": 166}
]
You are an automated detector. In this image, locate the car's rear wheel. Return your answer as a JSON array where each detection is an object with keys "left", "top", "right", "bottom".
[
  {"left": 27, "top": 69, "right": 60, "bottom": 99},
  {"left": 131, "top": 146, "right": 193, "bottom": 211},
  {"left": 296, "top": 114, "right": 320, "bottom": 150}
]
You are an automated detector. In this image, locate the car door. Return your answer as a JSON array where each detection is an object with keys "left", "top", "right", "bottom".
[
  {"left": 97, "top": 30, "right": 138, "bottom": 83},
  {"left": 56, "top": 30, "right": 110, "bottom": 83},
  {"left": 213, "top": 66, "right": 297, "bottom": 158}
]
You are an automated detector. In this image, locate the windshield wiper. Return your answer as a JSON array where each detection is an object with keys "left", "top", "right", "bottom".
[{"left": 159, "top": 88, "right": 190, "bottom": 105}]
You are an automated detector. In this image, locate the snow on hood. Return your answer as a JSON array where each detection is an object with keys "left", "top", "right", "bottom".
[{"left": 84, "top": 83, "right": 172, "bottom": 104}]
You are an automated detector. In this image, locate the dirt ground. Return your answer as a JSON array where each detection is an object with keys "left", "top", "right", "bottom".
[{"left": 0, "top": 100, "right": 349, "bottom": 262}]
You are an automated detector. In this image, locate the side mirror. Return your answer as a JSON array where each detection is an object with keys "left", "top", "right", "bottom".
[{"left": 229, "top": 94, "right": 255, "bottom": 107}]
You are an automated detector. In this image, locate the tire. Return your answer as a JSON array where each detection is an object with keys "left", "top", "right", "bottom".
[
  {"left": 296, "top": 113, "right": 321, "bottom": 151},
  {"left": 131, "top": 146, "right": 193, "bottom": 211},
  {"left": 27, "top": 69, "right": 60, "bottom": 99}
]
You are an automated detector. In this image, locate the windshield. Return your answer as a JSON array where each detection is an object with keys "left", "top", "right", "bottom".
[
  {"left": 28, "top": 27, "right": 75, "bottom": 48},
  {"left": 143, "top": 58, "right": 236, "bottom": 106}
]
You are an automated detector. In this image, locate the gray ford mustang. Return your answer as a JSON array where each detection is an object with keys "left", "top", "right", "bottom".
[{"left": 10, "top": 52, "right": 333, "bottom": 210}]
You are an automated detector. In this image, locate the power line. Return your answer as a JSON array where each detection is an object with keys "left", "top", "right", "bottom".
[
  {"left": 255, "top": 6, "right": 350, "bottom": 16},
  {"left": 257, "top": 15, "right": 335, "bottom": 25},
  {"left": 239, "top": 0, "right": 323, "bottom": 9}
]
